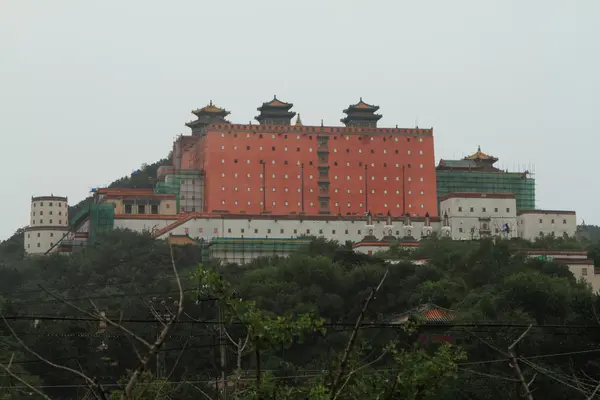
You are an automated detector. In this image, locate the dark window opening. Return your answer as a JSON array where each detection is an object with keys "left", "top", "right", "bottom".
[
  {"left": 151, "top": 205, "right": 159, "bottom": 214},
  {"left": 125, "top": 204, "right": 132, "bottom": 214},
  {"left": 138, "top": 205, "right": 145, "bottom": 214}
]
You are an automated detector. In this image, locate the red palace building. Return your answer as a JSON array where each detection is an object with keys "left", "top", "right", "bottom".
[{"left": 172, "top": 97, "right": 438, "bottom": 217}]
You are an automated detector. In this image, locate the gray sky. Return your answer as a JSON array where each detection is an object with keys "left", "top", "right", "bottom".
[{"left": 1, "top": 0, "right": 598, "bottom": 240}]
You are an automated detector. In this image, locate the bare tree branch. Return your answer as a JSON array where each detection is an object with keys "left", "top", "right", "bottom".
[
  {"left": 124, "top": 244, "right": 185, "bottom": 398},
  {"left": 186, "top": 380, "right": 215, "bottom": 400},
  {"left": 0, "top": 354, "right": 52, "bottom": 400},
  {"left": 333, "top": 350, "right": 388, "bottom": 400},
  {"left": 1, "top": 315, "right": 109, "bottom": 399},
  {"left": 329, "top": 269, "right": 389, "bottom": 400},
  {"left": 508, "top": 325, "right": 534, "bottom": 400},
  {"left": 154, "top": 339, "right": 189, "bottom": 400},
  {"left": 39, "top": 285, "right": 152, "bottom": 349}
]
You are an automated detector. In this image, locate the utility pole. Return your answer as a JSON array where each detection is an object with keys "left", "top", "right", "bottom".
[
  {"left": 217, "top": 296, "right": 228, "bottom": 399},
  {"left": 301, "top": 163, "right": 305, "bottom": 213},
  {"left": 364, "top": 165, "right": 368, "bottom": 213},
  {"left": 508, "top": 325, "right": 535, "bottom": 400}
]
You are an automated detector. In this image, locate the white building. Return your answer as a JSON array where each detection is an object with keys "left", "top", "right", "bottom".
[
  {"left": 439, "top": 193, "right": 518, "bottom": 240},
  {"left": 524, "top": 250, "right": 598, "bottom": 293},
  {"left": 518, "top": 210, "right": 577, "bottom": 241},
  {"left": 24, "top": 195, "right": 70, "bottom": 255}
]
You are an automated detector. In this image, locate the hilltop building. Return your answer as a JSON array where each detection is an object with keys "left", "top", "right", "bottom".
[
  {"left": 24, "top": 97, "right": 578, "bottom": 265},
  {"left": 24, "top": 196, "right": 70, "bottom": 254},
  {"left": 436, "top": 147, "right": 535, "bottom": 212},
  {"left": 171, "top": 97, "right": 438, "bottom": 217}
]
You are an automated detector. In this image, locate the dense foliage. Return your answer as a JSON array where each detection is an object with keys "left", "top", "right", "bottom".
[{"left": 0, "top": 228, "right": 599, "bottom": 398}]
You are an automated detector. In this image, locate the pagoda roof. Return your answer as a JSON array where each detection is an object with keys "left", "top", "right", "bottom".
[
  {"left": 257, "top": 96, "right": 293, "bottom": 111},
  {"left": 464, "top": 146, "right": 498, "bottom": 162},
  {"left": 192, "top": 101, "right": 230, "bottom": 116},
  {"left": 343, "top": 98, "right": 380, "bottom": 113}
]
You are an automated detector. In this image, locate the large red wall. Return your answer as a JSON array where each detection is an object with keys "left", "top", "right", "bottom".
[{"left": 182, "top": 124, "right": 438, "bottom": 217}]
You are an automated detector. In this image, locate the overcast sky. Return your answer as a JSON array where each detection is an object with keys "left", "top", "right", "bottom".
[{"left": 1, "top": 0, "right": 598, "bottom": 240}]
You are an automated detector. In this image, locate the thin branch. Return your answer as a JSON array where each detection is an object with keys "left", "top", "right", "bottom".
[
  {"left": 508, "top": 325, "right": 534, "bottom": 400},
  {"left": 0, "top": 355, "right": 52, "bottom": 400},
  {"left": 329, "top": 269, "right": 389, "bottom": 400},
  {"left": 154, "top": 339, "right": 189, "bottom": 400},
  {"left": 1, "top": 315, "right": 108, "bottom": 399},
  {"left": 186, "top": 380, "right": 214, "bottom": 400},
  {"left": 333, "top": 350, "right": 388, "bottom": 400},
  {"left": 40, "top": 285, "right": 152, "bottom": 348},
  {"left": 124, "top": 244, "right": 185, "bottom": 398}
]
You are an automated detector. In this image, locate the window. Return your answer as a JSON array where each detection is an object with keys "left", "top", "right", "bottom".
[
  {"left": 40, "top": 219, "right": 43, "bottom": 224},
  {"left": 241, "top": 229, "right": 245, "bottom": 233},
  {"left": 280, "top": 229, "right": 284, "bottom": 233},
  {"left": 482, "top": 207, "right": 486, "bottom": 212},
  {"left": 551, "top": 219, "right": 555, "bottom": 224},
  {"left": 40, "top": 202, "right": 43, "bottom": 206},
  {"left": 228, "top": 228, "right": 232, "bottom": 233},
  {"left": 246, "top": 146, "right": 250, "bottom": 150},
  {"left": 254, "top": 229, "right": 258, "bottom": 233},
  {"left": 49, "top": 211, "right": 53, "bottom": 215},
  {"left": 49, "top": 219, "right": 53, "bottom": 224},
  {"left": 539, "top": 219, "right": 543, "bottom": 223},
  {"left": 358, "top": 230, "right": 361, "bottom": 235},
  {"left": 37, "top": 243, "right": 40, "bottom": 247},
  {"left": 125, "top": 204, "right": 132, "bottom": 214},
  {"left": 49, "top": 202, "right": 53, "bottom": 206},
  {"left": 506, "top": 208, "right": 510, "bottom": 212},
  {"left": 494, "top": 208, "right": 498, "bottom": 212},
  {"left": 459, "top": 228, "right": 464, "bottom": 233},
  {"left": 40, "top": 211, "right": 44, "bottom": 215},
  {"left": 332, "top": 230, "right": 336, "bottom": 234},
  {"left": 563, "top": 219, "right": 567, "bottom": 224},
  {"left": 151, "top": 205, "right": 158, "bottom": 214},
  {"left": 345, "top": 229, "right": 349, "bottom": 234},
  {"left": 138, "top": 205, "right": 145, "bottom": 214},
  {"left": 37, "top": 233, "right": 40, "bottom": 237},
  {"left": 470, "top": 207, "right": 474, "bottom": 212},
  {"left": 50, "top": 242, "right": 53, "bottom": 247},
  {"left": 583, "top": 268, "right": 588, "bottom": 276}
]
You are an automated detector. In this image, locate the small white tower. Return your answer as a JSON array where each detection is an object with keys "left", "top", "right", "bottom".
[{"left": 24, "top": 195, "right": 69, "bottom": 255}]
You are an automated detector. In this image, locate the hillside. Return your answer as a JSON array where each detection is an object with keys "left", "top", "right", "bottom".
[
  {"left": 1, "top": 232, "right": 600, "bottom": 398},
  {"left": 0, "top": 155, "right": 172, "bottom": 263}
]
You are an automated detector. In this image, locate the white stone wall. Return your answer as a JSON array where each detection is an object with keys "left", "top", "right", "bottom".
[
  {"left": 156, "top": 216, "right": 441, "bottom": 243},
  {"left": 26, "top": 196, "right": 69, "bottom": 255},
  {"left": 30, "top": 197, "right": 69, "bottom": 228},
  {"left": 440, "top": 195, "right": 517, "bottom": 240},
  {"left": 25, "top": 228, "right": 69, "bottom": 254},
  {"left": 114, "top": 218, "right": 179, "bottom": 235},
  {"left": 518, "top": 211, "right": 577, "bottom": 240}
]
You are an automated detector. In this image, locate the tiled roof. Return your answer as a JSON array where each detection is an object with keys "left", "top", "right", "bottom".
[
  {"left": 391, "top": 304, "right": 455, "bottom": 325},
  {"left": 464, "top": 146, "right": 497, "bottom": 161},
  {"left": 437, "top": 159, "right": 477, "bottom": 168}
]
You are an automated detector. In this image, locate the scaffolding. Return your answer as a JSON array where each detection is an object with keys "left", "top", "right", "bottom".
[
  {"left": 436, "top": 170, "right": 535, "bottom": 212},
  {"left": 154, "top": 169, "right": 204, "bottom": 213},
  {"left": 89, "top": 203, "right": 115, "bottom": 242},
  {"left": 209, "top": 237, "right": 312, "bottom": 264}
]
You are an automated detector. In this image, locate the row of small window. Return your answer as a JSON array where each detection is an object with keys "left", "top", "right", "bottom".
[
  {"left": 220, "top": 186, "right": 425, "bottom": 195},
  {"left": 458, "top": 206, "right": 511, "bottom": 213},
  {"left": 32, "top": 220, "right": 63, "bottom": 225},
  {"left": 33, "top": 202, "right": 64, "bottom": 207},
  {"left": 218, "top": 199, "right": 425, "bottom": 209},
  {"left": 457, "top": 227, "right": 502, "bottom": 233},
  {"left": 123, "top": 204, "right": 160, "bottom": 214},
  {"left": 32, "top": 211, "right": 63, "bottom": 216},
  {"left": 221, "top": 145, "right": 424, "bottom": 156},
  {"left": 538, "top": 218, "right": 568, "bottom": 224},
  {"left": 221, "top": 132, "right": 425, "bottom": 143},
  {"left": 221, "top": 172, "right": 425, "bottom": 182},
  {"left": 27, "top": 232, "right": 56, "bottom": 238},
  {"left": 222, "top": 158, "right": 425, "bottom": 169},
  {"left": 27, "top": 243, "right": 53, "bottom": 248},
  {"left": 188, "top": 226, "right": 409, "bottom": 236}
]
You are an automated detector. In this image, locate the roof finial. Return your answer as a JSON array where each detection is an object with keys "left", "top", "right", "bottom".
[
  {"left": 478, "top": 145, "right": 481, "bottom": 152},
  {"left": 295, "top": 114, "right": 303, "bottom": 126},
  {"left": 273, "top": 94, "right": 277, "bottom": 100},
  {"left": 209, "top": 100, "right": 213, "bottom": 106},
  {"left": 360, "top": 97, "right": 363, "bottom": 102},
  {"left": 321, "top": 119, "right": 324, "bottom": 127}
]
